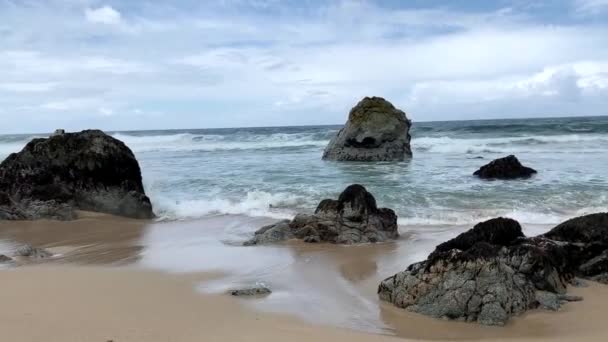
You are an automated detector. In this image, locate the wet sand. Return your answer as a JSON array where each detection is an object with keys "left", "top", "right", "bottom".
[{"left": 1, "top": 215, "right": 608, "bottom": 341}]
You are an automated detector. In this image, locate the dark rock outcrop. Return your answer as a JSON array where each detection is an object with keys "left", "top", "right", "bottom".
[
  {"left": 244, "top": 184, "right": 398, "bottom": 245},
  {"left": 0, "top": 254, "right": 13, "bottom": 263},
  {"left": 544, "top": 213, "right": 608, "bottom": 244},
  {"left": 322, "top": 97, "right": 412, "bottom": 161},
  {"left": 432, "top": 217, "right": 524, "bottom": 256},
  {"left": 543, "top": 213, "right": 608, "bottom": 283},
  {"left": 377, "top": 215, "right": 607, "bottom": 326},
  {"left": 0, "top": 130, "right": 154, "bottom": 220},
  {"left": 474, "top": 155, "right": 537, "bottom": 180}
]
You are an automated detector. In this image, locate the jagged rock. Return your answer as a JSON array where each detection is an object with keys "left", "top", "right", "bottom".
[
  {"left": 229, "top": 286, "right": 272, "bottom": 297},
  {"left": 14, "top": 244, "right": 53, "bottom": 259},
  {"left": 51, "top": 129, "right": 65, "bottom": 137},
  {"left": 378, "top": 217, "right": 576, "bottom": 326},
  {"left": 590, "top": 274, "right": 608, "bottom": 284},
  {"left": 322, "top": 97, "right": 412, "bottom": 161},
  {"left": 579, "top": 250, "right": 608, "bottom": 277},
  {"left": 473, "top": 155, "right": 537, "bottom": 179},
  {"left": 543, "top": 213, "right": 608, "bottom": 281},
  {"left": 544, "top": 213, "right": 608, "bottom": 244},
  {"left": 0, "top": 130, "right": 154, "bottom": 220},
  {"left": 432, "top": 217, "right": 524, "bottom": 255},
  {"left": 379, "top": 213, "right": 608, "bottom": 325},
  {"left": 379, "top": 244, "right": 539, "bottom": 325},
  {"left": 559, "top": 294, "right": 583, "bottom": 302},
  {"left": 0, "top": 254, "right": 13, "bottom": 263},
  {"left": 244, "top": 184, "right": 398, "bottom": 245},
  {"left": 536, "top": 291, "right": 561, "bottom": 311},
  {"left": 242, "top": 220, "right": 293, "bottom": 246}
]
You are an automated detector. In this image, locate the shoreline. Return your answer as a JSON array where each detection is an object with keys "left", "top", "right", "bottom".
[
  {"left": 1, "top": 215, "right": 608, "bottom": 341},
  {"left": 1, "top": 264, "right": 608, "bottom": 342}
]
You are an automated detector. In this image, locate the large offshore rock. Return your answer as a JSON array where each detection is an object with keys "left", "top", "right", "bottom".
[
  {"left": 0, "top": 130, "right": 154, "bottom": 220},
  {"left": 244, "top": 184, "right": 398, "bottom": 245},
  {"left": 474, "top": 155, "right": 537, "bottom": 180},
  {"left": 322, "top": 97, "right": 412, "bottom": 161},
  {"left": 378, "top": 217, "right": 578, "bottom": 326}
]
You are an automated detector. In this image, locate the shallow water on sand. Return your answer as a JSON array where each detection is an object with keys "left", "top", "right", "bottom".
[{"left": 0, "top": 215, "right": 555, "bottom": 338}]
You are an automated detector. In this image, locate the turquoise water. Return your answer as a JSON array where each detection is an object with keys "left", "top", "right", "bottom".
[{"left": 1, "top": 116, "right": 607, "bottom": 227}]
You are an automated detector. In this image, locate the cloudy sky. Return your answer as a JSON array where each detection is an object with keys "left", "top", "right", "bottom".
[{"left": 1, "top": 0, "right": 607, "bottom": 133}]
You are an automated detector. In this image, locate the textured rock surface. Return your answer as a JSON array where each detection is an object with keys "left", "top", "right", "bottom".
[
  {"left": 14, "top": 244, "right": 53, "bottom": 259},
  {"left": 322, "top": 97, "right": 412, "bottom": 161},
  {"left": 543, "top": 213, "right": 608, "bottom": 282},
  {"left": 229, "top": 286, "right": 272, "bottom": 297},
  {"left": 0, "top": 130, "right": 154, "bottom": 220},
  {"left": 474, "top": 155, "right": 537, "bottom": 179},
  {"left": 244, "top": 184, "right": 398, "bottom": 245},
  {"left": 378, "top": 217, "right": 582, "bottom": 325}
]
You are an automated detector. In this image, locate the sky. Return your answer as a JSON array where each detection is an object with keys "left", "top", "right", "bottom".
[{"left": 1, "top": 0, "right": 608, "bottom": 133}]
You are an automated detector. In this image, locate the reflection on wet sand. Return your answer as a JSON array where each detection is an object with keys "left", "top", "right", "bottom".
[
  {"left": 0, "top": 211, "right": 148, "bottom": 265},
  {"left": 2, "top": 213, "right": 588, "bottom": 341}
]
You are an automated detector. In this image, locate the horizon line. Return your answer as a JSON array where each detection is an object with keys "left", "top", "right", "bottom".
[{"left": 2, "top": 114, "right": 607, "bottom": 136}]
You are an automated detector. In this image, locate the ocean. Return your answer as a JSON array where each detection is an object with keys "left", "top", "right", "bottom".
[
  {"left": 1, "top": 116, "right": 607, "bottom": 230},
  {"left": 1, "top": 115, "right": 608, "bottom": 333}
]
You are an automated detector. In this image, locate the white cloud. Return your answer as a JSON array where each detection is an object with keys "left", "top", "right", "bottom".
[
  {"left": 98, "top": 107, "right": 115, "bottom": 116},
  {"left": 575, "top": 0, "right": 608, "bottom": 15},
  {"left": 0, "top": 82, "right": 57, "bottom": 93},
  {"left": 40, "top": 98, "right": 103, "bottom": 111},
  {"left": 0, "top": 1, "right": 607, "bottom": 133},
  {"left": 85, "top": 6, "right": 122, "bottom": 25}
]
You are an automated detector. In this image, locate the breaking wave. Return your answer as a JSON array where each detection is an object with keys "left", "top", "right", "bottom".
[{"left": 112, "top": 131, "right": 331, "bottom": 153}]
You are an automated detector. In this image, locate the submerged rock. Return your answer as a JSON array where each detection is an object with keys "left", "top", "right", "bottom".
[
  {"left": 322, "top": 97, "right": 412, "bottom": 161},
  {"left": 14, "top": 244, "right": 53, "bottom": 259},
  {"left": 243, "top": 220, "right": 293, "bottom": 246},
  {"left": 378, "top": 217, "right": 586, "bottom": 326},
  {"left": 473, "top": 155, "right": 537, "bottom": 180},
  {"left": 0, "top": 254, "right": 13, "bottom": 263},
  {"left": 229, "top": 286, "right": 272, "bottom": 297},
  {"left": 244, "top": 184, "right": 398, "bottom": 245},
  {"left": 0, "top": 129, "right": 154, "bottom": 220},
  {"left": 535, "top": 291, "right": 562, "bottom": 311}
]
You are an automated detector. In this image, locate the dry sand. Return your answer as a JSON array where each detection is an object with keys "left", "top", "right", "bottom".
[{"left": 1, "top": 215, "right": 608, "bottom": 341}]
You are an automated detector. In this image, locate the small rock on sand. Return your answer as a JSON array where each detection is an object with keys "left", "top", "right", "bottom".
[
  {"left": 14, "top": 244, "right": 53, "bottom": 259},
  {"left": 0, "top": 254, "right": 13, "bottom": 263},
  {"left": 229, "top": 286, "right": 272, "bottom": 297}
]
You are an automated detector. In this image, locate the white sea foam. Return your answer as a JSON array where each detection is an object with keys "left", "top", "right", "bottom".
[
  {"left": 413, "top": 134, "right": 608, "bottom": 154},
  {"left": 112, "top": 132, "right": 328, "bottom": 153},
  {"left": 397, "top": 208, "right": 599, "bottom": 227},
  {"left": 152, "top": 190, "right": 307, "bottom": 221}
]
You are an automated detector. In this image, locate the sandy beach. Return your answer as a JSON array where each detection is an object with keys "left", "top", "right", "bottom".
[{"left": 1, "top": 215, "right": 608, "bottom": 342}]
